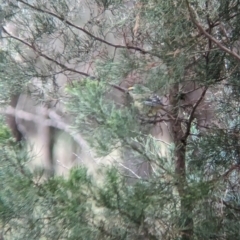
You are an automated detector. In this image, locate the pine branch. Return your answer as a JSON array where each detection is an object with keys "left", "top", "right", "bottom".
[
  {"left": 186, "top": 0, "right": 240, "bottom": 62},
  {"left": 16, "top": 0, "right": 154, "bottom": 56},
  {"left": 2, "top": 27, "right": 93, "bottom": 78}
]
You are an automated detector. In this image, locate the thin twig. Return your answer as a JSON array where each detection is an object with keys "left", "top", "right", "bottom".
[{"left": 118, "top": 162, "right": 142, "bottom": 179}]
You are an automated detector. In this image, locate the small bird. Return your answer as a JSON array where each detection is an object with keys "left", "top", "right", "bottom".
[
  {"left": 127, "top": 84, "right": 164, "bottom": 116},
  {"left": 144, "top": 94, "right": 164, "bottom": 107}
]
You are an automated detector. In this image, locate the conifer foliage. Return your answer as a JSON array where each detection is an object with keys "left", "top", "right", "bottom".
[{"left": 1, "top": 0, "right": 240, "bottom": 239}]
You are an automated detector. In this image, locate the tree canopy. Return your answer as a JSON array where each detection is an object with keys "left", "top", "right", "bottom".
[{"left": 1, "top": 0, "right": 240, "bottom": 239}]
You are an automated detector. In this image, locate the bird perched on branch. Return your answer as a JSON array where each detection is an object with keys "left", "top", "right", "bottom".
[{"left": 127, "top": 84, "right": 164, "bottom": 117}]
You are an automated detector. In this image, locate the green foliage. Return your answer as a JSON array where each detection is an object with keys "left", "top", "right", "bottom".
[
  {"left": 0, "top": 125, "right": 12, "bottom": 145},
  {"left": 66, "top": 78, "right": 140, "bottom": 155},
  {"left": 2, "top": 143, "right": 237, "bottom": 240},
  {"left": 2, "top": 0, "right": 240, "bottom": 239}
]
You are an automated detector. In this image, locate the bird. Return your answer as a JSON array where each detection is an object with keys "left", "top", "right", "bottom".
[
  {"left": 127, "top": 84, "right": 164, "bottom": 117},
  {"left": 144, "top": 94, "right": 164, "bottom": 107}
]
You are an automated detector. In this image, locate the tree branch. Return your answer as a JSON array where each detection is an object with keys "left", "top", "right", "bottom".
[
  {"left": 2, "top": 28, "right": 129, "bottom": 94},
  {"left": 183, "top": 86, "right": 208, "bottom": 141},
  {"left": 186, "top": 0, "right": 240, "bottom": 62},
  {"left": 2, "top": 27, "right": 93, "bottom": 78},
  {"left": 16, "top": 0, "right": 152, "bottom": 56},
  {"left": 3, "top": 106, "right": 91, "bottom": 151}
]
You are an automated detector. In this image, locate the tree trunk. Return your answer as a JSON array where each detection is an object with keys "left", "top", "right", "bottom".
[
  {"left": 6, "top": 94, "right": 24, "bottom": 142},
  {"left": 169, "top": 83, "right": 193, "bottom": 240}
]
